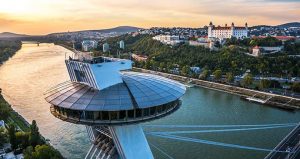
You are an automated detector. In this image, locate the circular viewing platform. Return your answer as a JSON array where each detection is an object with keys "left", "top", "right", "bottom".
[{"left": 45, "top": 72, "right": 186, "bottom": 125}]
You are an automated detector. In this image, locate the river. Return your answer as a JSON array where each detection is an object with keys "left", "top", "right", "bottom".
[{"left": 0, "top": 44, "right": 299, "bottom": 159}]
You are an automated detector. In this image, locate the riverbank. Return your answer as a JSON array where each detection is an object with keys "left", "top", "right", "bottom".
[
  {"left": 133, "top": 67, "right": 300, "bottom": 110},
  {"left": 0, "top": 93, "right": 30, "bottom": 132},
  {"left": 0, "top": 40, "right": 21, "bottom": 65},
  {"left": 0, "top": 42, "right": 64, "bottom": 158}
]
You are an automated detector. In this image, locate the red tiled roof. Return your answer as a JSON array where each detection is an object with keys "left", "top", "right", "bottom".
[
  {"left": 212, "top": 26, "right": 246, "bottom": 30},
  {"left": 212, "top": 27, "right": 231, "bottom": 30},
  {"left": 234, "top": 27, "right": 247, "bottom": 30}
]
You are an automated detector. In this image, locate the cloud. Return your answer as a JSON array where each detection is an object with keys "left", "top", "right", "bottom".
[{"left": 0, "top": 0, "right": 299, "bottom": 34}]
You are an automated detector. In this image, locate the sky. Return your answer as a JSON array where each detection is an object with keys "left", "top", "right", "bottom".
[{"left": 0, "top": 0, "right": 299, "bottom": 35}]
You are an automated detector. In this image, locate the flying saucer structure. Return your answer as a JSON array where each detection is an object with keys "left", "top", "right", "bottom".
[{"left": 44, "top": 54, "right": 186, "bottom": 159}]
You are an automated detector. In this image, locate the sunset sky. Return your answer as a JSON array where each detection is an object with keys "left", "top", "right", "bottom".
[{"left": 0, "top": 0, "right": 299, "bottom": 35}]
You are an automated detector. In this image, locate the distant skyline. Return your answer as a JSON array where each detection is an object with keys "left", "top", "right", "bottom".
[{"left": 0, "top": 0, "right": 299, "bottom": 35}]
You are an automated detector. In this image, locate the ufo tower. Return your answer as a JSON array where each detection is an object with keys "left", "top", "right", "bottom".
[{"left": 44, "top": 53, "right": 186, "bottom": 159}]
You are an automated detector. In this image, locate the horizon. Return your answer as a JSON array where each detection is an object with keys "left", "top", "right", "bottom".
[
  {"left": 1, "top": 22, "right": 300, "bottom": 36},
  {"left": 0, "top": 0, "right": 300, "bottom": 35}
]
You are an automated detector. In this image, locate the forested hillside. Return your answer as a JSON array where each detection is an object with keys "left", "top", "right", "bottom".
[
  {"left": 106, "top": 34, "right": 300, "bottom": 77},
  {"left": 0, "top": 40, "right": 22, "bottom": 64}
]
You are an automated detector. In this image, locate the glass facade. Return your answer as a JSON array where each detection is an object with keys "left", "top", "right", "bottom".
[
  {"left": 46, "top": 71, "right": 185, "bottom": 125},
  {"left": 50, "top": 100, "right": 180, "bottom": 125}
]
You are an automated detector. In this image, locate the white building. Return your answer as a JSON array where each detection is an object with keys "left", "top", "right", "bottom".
[
  {"left": 189, "top": 36, "right": 218, "bottom": 50},
  {"left": 103, "top": 43, "right": 109, "bottom": 52},
  {"left": 82, "top": 40, "right": 98, "bottom": 52},
  {"left": 190, "top": 67, "right": 201, "bottom": 74},
  {"left": 208, "top": 22, "right": 248, "bottom": 39},
  {"left": 152, "top": 35, "right": 182, "bottom": 46},
  {"left": 131, "top": 54, "right": 148, "bottom": 62},
  {"left": 119, "top": 40, "right": 125, "bottom": 49},
  {"left": 252, "top": 46, "right": 283, "bottom": 57}
]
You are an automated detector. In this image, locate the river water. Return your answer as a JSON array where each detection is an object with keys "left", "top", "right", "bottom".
[{"left": 0, "top": 44, "right": 299, "bottom": 159}]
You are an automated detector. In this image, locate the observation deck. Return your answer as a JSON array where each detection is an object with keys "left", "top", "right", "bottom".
[{"left": 44, "top": 53, "right": 186, "bottom": 158}]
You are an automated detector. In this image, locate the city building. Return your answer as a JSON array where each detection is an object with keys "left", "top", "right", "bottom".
[
  {"left": 252, "top": 45, "right": 283, "bottom": 57},
  {"left": 131, "top": 53, "right": 148, "bottom": 61},
  {"left": 190, "top": 67, "right": 201, "bottom": 74},
  {"left": 152, "top": 35, "right": 182, "bottom": 45},
  {"left": 81, "top": 40, "right": 98, "bottom": 52},
  {"left": 103, "top": 42, "right": 109, "bottom": 52},
  {"left": 208, "top": 22, "right": 249, "bottom": 39},
  {"left": 119, "top": 40, "right": 125, "bottom": 49},
  {"left": 252, "top": 46, "right": 261, "bottom": 57},
  {"left": 189, "top": 36, "right": 217, "bottom": 50},
  {"left": 44, "top": 54, "right": 186, "bottom": 159}
]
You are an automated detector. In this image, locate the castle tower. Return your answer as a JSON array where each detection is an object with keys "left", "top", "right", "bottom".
[
  {"left": 230, "top": 22, "right": 235, "bottom": 38},
  {"left": 208, "top": 21, "right": 213, "bottom": 38},
  {"left": 44, "top": 54, "right": 186, "bottom": 159}
]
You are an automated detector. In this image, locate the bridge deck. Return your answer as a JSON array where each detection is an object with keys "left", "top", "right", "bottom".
[{"left": 265, "top": 123, "right": 300, "bottom": 159}]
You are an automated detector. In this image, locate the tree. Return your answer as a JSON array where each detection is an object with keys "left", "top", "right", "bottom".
[
  {"left": 16, "top": 132, "right": 30, "bottom": 149},
  {"left": 242, "top": 74, "right": 253, "bottom": 87},
  {"left": 258, "top": 79, "right": 271, "bottom": 90},
  {"left": 24, "top": 145, "right": 63, "bottom": 159},
  {"left": 144, "top": 60, "right": 151, "bottom": 69},
  {"left": 226, "top": 72, "right": 234, "bottom": 83},
  {"left": 0, "top": 127, "right": 8, "bottom": 147},
  {"left": 249, "top": 39, "right": 258, "bottom": 47},
  {"left": 8, "top": 124, "right": 17, "bottom": 150},
  {"left": 29, "top": 120, "right": 41, "bottom": 147},
  {"left": 0, "top": 105, "right": 9, "bottom": 120},
  {"left": 159, "top": 62, "right": 166, "bottom": 72},
  {"left": 291, "top": 82, "right": 300, "bottom": 93},
  {"left": 24, "top": 146, "right": 34, "bottom": 159},
  {"left": 199, "top": 69, "right": 209, "bottom": 80},
  {"left": 212, "top": 69, "right": 222, "bottom": 81},
  {"left": 181, "top": 65, "right": 190, "bottom": 76},
  {"left": 214, "top": 41, "right": 221, "bottom": 48},
  {"left": 0, "top": 96, "right": 10, "bottom": 120}
]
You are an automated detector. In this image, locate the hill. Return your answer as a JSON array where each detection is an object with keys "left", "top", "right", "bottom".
[
  {"left": 48, "top": 26, "right": 141, "bottom": 36},
  {"left": 90, "top": 26, "right": 141, "bottom": 33},
  {"left": 0, "top": 32, "right": 29, "bottom": 38},
  {"left": 276, "top": 22, "right": 300, "bottom": 28}
]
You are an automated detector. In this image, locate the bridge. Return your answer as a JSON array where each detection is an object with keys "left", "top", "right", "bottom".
[
  {"left": 265, "top": 122, "right": 300, "bottom": 159},
  {"left": 21, "top": 41, "right": 40, "bottom": 46},
  {"left": 142, "top": 122, "right": 300, "bottom": 159}
]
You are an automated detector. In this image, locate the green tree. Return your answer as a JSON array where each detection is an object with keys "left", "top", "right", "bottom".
[
  {"left": 0, "top": 104, "right": 9, "bottom": 120},
  {"left": 144, "top": 60, "right": 151, "bottom": 69},
  {"left": 181, "top": 65, "right": 190, "bottom": 76},
  {"left": 249, "top": 39, "right": 258, "bottom": 47},
  {"left": 214, "top": 41, "right": 221, "bottom": 48},
  {"left": 291, "top": 82, "right": 300, "bottom": 93},
  {"left": 24, "top": 145, "right": 63, "bottom": 159},
  {"left": 159, "top": 62, "right": 166, "bottom": 72},
  {"left": 258, "top": 79, "right": 271, "bottom": 90},
  {"left": 0, "top": 127, "right": 8, "bottom": 147},
  {"left": 226, "top": 72, "right": 234, "bottom": 83},
  {"left": 16, "top": 132, "right": 30, "bottom": 149},
  {"left": 8, "top": 124, "right": 17, "bottom": 150},
  {"left": 29, "top": 120, "right": 41, "bottom": 147},
  {"left": 24, "top": 146, "right": 34, "bottom": 159},
  {"left": 199, "top": 69, "right": 209, "bottom": 80},
  {"left": 212, "top": 69, "right": 222, "bottom": 81},
  {"left": 242, "top": 74, "right": 253, "bottom": 87}
]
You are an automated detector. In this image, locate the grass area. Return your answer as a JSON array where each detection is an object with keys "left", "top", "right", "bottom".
[{"left": 0, "top": 94, "right": 30, "bottom": 132}]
